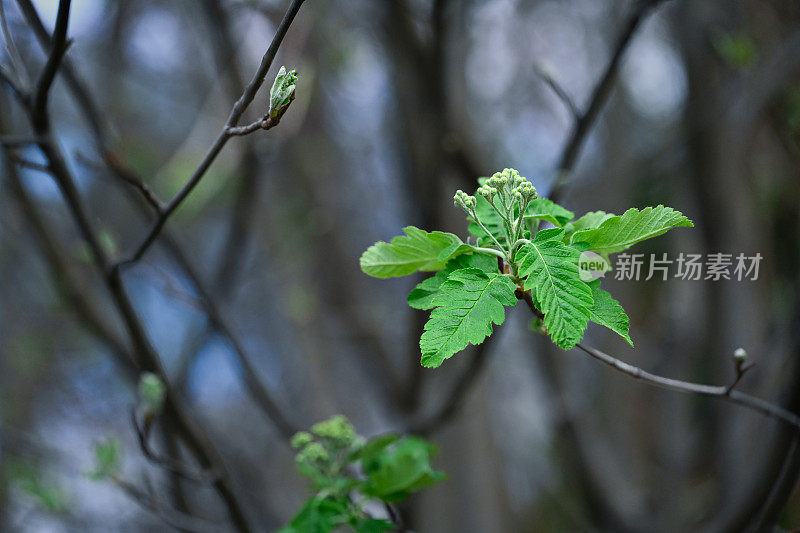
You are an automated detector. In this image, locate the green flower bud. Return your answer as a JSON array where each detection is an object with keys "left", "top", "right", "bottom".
[
  {"left": 291, "top": 431, "right": 313, "bottom": 449},
  {"left": 296, "top": 442, "right": 329, "bottom": 464},
  {"left": 138, "top": 372, "right": 165, "bottom": 417},
  {"left": 733, "top": 348, "right": 747, "bottom": 362},
  {"left": 311, "top": 415, "right": 356, "bottom": 447}
]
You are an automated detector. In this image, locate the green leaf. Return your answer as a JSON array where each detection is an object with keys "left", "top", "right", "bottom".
[
  {"left": 419, "top": 268, "right": 517, "bottom": 367},
  {"left": 89, "top": 439, "right": 120, "bottom": 481},
  {"left": 362, "top": 437, "right": 445, "bottom": 501},
  {"left": 523, "top": 197, "right": 574, "bottom": 227},
  {"left": 278, "top": 496, "right": 349, "bottom": 533},
  {"left": 563, "top": 211, "right": 615, "bottom": 242},
  {"left": 353, "top": 518, "right": 395, "bottom": 533},
  {"left": 351, "top": 434, "right": 400, "bottom": 462},
  {"left": 587, "top": 282, "right": 632, "bottom": 346},
  {"left": 360, "top": 227, "right": 463, "bottom": 278},
  {"left": 570, "top": 206, "right": 693, "bottom": 255},
  {"left": 407, "top": 254, "right": 498, "bottom": 310},
  {"left": 517, "top": 229, "right": 594, "bottom": 349},
  {"left": 269, "top": 66, "right": 298, "bottom": 118},
  {"left": 437, "top": 241, "right": 475, "bottom": 263}
]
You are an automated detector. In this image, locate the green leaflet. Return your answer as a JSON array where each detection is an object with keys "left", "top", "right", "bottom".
[
  {"left": 523, "top": 197, "right": 574, "bottom": 227},
  {"left": 517, "top": 228, "right": 594, "bottom": 349},
  {"left": 420, "top": 268, "right": 517, "bottom": 368},
  {"left": 587, "top": 281, "right": 632, "bottom": 346},
  {"left": 359, "top": 226, "right": 463, "bottom": 278},
  {"left": 564, "top": 210, "right": 615, "bottom": 243},
  {"left": 570, "top": 206, "right": 693, "bottom": 255},
  {"left": 408, "top": 254, "right": 498, "bottom": 310}
]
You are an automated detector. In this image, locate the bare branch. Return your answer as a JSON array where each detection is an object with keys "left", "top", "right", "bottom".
[
  {"left": 131, "top": 409, "right": 219, "bottom": 484},
  {"left": 30, "top": 0, "right": 70, "bottom": 131},
  {"left": 8, "top": 152, "right": 51, "bottom": 173},
  {"left": 0, "top": 0, "right": 30, "bottom": 87},
  {"left": 549, "top": 0, "right": 670, "bottom": 203},
  {"left": 19, "top": 0, "right": 300, "bottom": 443},
  {"left": 114, "top": 477, "right": 224, "bottom": 533},
  {"left": 116, "top": 0, "right": 307, "bottom": 268},
  {"left": 518, "top": 292, "right": 800, "bottom": 432},
  {"left": 533, "top": 62, "right": 579, "bottom": 119}
]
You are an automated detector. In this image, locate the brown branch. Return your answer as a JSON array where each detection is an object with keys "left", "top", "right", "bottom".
[
  {"left": 29, "top": 0, "right": 70, "bottom": 131},
  {"left": 115, "top": 0, "right": 307, "bottom": 268},
  {"left": 114, "top": 477, "right": 224, "bottom": 533},
  {"left": 518, "top": 292, "right": 800, "bottom": 432},
  {"left": 8, "top": 4, "right": 253, "bottom": 529},
  {"left": 533, "top": 62, "right": 579, "bottom": 119},
  {"left": 549, "top": 0, "right": 669, "bottom": 203},
  {"left": 17, "top": 0, "right": 300, "bottom": 442},
  {"left": 131, "top": 409, "right": 219, "bottom": 484},
  {"left": 3, "top": 152, "right": 134, "bottom": 371}
]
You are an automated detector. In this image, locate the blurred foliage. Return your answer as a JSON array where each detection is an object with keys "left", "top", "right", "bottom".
[
  {"left": 281, "top": 415, "right": 445, "bottom": 532},
  {"left": 88, "top": 438, "right": 121, "bottom": 481},
  {"left": 713, "top": 31, "right": 757, "bottom": 68},
  {"left": 4, "top": 460, "right": 70, "bottom": 513}
]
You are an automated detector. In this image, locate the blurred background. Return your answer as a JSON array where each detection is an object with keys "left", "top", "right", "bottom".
[{"left": 1, "top": 0, "right": 800, "bottom": 531}]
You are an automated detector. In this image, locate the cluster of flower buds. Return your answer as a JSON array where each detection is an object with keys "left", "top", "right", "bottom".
[
  {"left": 475, "top": 168, "right": 538, "bottom": 206},
  {"left": 453, "top": 189, "right": 477, "bottom": 211}
]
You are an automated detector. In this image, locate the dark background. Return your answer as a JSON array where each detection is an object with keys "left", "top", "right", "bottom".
[{"left": 1, "top": 0, "right": 800, "bottom": 531}]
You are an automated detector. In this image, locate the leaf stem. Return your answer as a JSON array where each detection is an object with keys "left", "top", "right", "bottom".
[{"left": 473, "top": 247, "right": 507, "bottom": 260}]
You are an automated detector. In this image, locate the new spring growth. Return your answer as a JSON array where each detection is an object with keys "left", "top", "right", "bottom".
[
  {"left": 269, "top": 66, "right": 298, "bottom": 119},
  {"left": 138, "top": 372, "right": 165, "bottom": 419},
  {"left": 733, "top": 347, "right": 747, "bottom": 362}
]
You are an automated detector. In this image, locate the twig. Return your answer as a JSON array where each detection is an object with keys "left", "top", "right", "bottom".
[
  {"left": 30, "top": 0, "right": 71, "bottom": 131},
  {"left": 548, "top": 0, "right": 669, "bottom": 203},
  {"left": 0, "top": 0, "right": 30, "bottom": 87},
  {"left": 518, "top": 292, "right": 800, "bottom": 432},
  {"left": 131, "top": 409, "right": 219, "bottom": 484},
  {"left": 115, "top": 0, "right": 307, "bottom": 268},
  {"left": 97, "top": 150, "right": 164, "bottom": 213},
  {"left": 21, "top": 0, "right": 300, "bottom": 443},
  {"left": 533, "top": 62, "right": 578, "bottom": 119},
  {"left": 0, "top": 64, "right": 25, "bottom": 100},
  {"left": 0, "top": 134, "right": 42, "bottom": 147},
  {"left": 114, "top": 477, "right": 224, "bottom": 533},
  {"left": 9, "top": 1, "right": 253, "bottom": 528},
  {"left": 8, "top": 152, "right": 51, "bottom": 173}
]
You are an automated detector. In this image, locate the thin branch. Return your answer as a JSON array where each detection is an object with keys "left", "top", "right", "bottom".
[
  {"left": 0, "top": 134, "right": 42, "bottom": 147},
  {"left": 131, "top": 409, "right": 219, "bottom": 484},
  {"left": 115, "top": 0, "right": 307, "bottom": 268},
  {"left": 0, "top": 0, "right": 30, "bottom": 87},
  {"left": 3, "top": 150, "right": 134, "bottom": 371},
  {"left": 548, "top": 0, "right": 669, "bottom": 203},
  {"left": 114, "top": 477, "right": 224, "bottom": 533},
  {"left": 96, "top": 150, "right": 164, "bottom": 213},
  {"left": 533, "top": 62, "right": 578, "bottom": 119},
  {"left": 8, "top": 152, "right": 51, "bottom": 173},
  {"left": 10, "top": 3, "right": 253, "bottom": 526},
  {"left": 30, "top": 0, "right": 70, "bottom": 131},
  {"left": 518, "top": 292, "right": 800, "bottom": 432},
  {"left": 0, "top": 62, "right": 25, "bottom": 100},
  {"left": 21, "top": 0, "right": 300, "bottom": 443}
]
